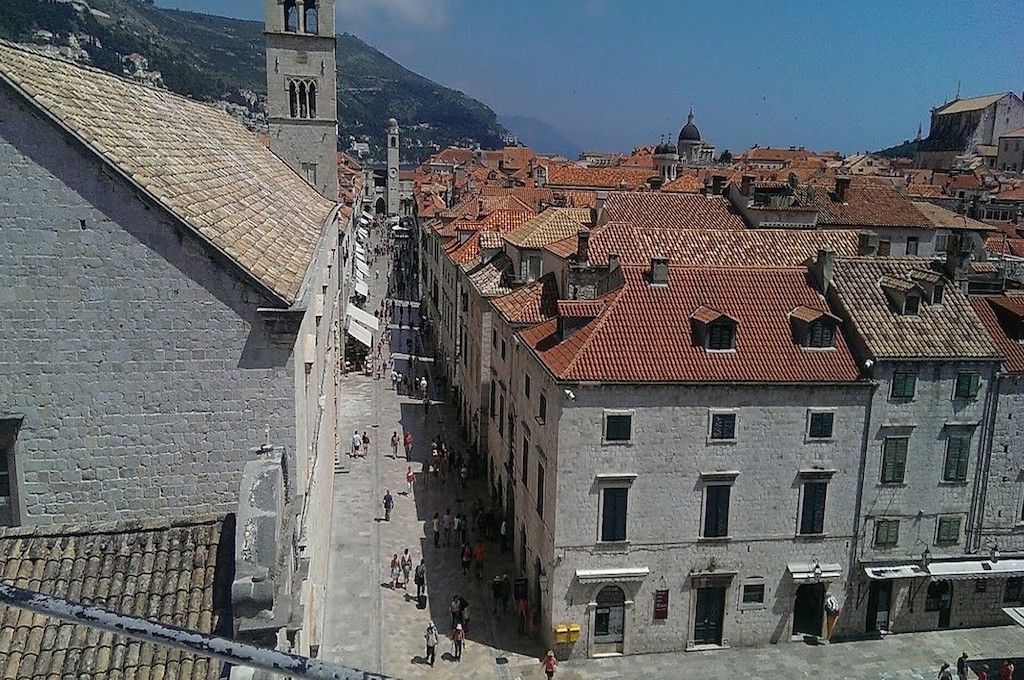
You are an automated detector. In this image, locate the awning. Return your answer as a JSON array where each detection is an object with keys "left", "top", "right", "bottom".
[
  {"left": 357, "top": 227, "right": 369, "bottom": 241},
  {"left": 1002, "top": 607, "right": 1024, "bottom": 627},
  {"left": 787, "top": 562, "right": 843, "bottom": 583},
  {"left": 354, "top": 279, "right": 368, "bottom": 297},
  {"left": 355, "top": 259, "right": 369, "bottom": 277},
  {"left": 345, "top": 304, "right": 379, "bottom": 332},
  {"left": 928, "top": 558, "right": 1024, "bottom": 581},
  {"left": 346, "top": 321, "right": 373, "bottom": 348},
  {"left": 865, "top": 565, "right": 928, "bottom": 580},
  {"left": 355, "top": 244, "right": 366, "bottom": 259},
  {"left": 358, "top": 214, "right": 370, "bottom": 226},
  {"left": 575, "top": 567, "right": 649, "bottom": 583}
]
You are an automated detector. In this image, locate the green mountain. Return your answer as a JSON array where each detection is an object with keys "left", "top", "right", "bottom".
[
  {"left": 873, "top": 139, "right": 918, "bottom": 159},
  {"left": 0, "top": 0, "right": 507, "bottom": 162}
]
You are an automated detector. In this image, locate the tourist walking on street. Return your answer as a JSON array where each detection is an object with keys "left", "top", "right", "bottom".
[
  {"left": 473, "top": 540, "right": 485, "bottom": 580},
  {"left": 978, "top": 664, "right": 990, "bottom": 680},
  {"left": 424, "top": 621, "right": 438, "bottom": 667},
  {"left": 449, "top": 595, "right": 462, "bottom": 628},
  {"left": 459, "top": 512, "right": 469, "bottom": 545},
  {"left": 406, "top": 466, "right": 416, "bottom": 494},
  {"left": 389, "top": 553, "right": 400, "bottom": 589},
  {"left": 958, "top": 653, "right": 970, "bottom": 680},
  {"left": 1000, "top": 660, "right": 1014, "bottom": 680},
  {"left": 401, "top": 548, "right": 413, "bottom": 587},
  {"left": 415, "top": 559, "right": 426, "bottom": 599},
  {"left": 461, "top": 543, "right": 472, "bottom": 577},
  {"left": 390, "top": 431, "right": 399, "bottom": 458},
  {"left": 442, "top": 509, "right": 453, "bottom": 545},
  {"left": 403, "top": 430, "right": 413, "bottom": 459},
  {"left": 383, "top": 490, "right": 394, "bottom": 521},
  {"left": 500, "top": 518, "right": 508, "bottom": 552},
  {"left": 351, "top": 430, "right": 361, "bottom": 458},
  {"left": 939, "top": 663, "right": 953, "bottom": 680},
  {"left": 432, "top": 513, "right": 441, "bottom": 547},
  {"left": 361, "top": 431, "right": 370, "bottom": 457},
  {"left": 542, "top": 651, "right": 557, "bottom": 679},
  {"left": 451, "top": 623, "right": 464, "bottom": 662}
]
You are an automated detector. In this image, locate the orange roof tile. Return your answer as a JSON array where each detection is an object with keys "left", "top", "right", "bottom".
[
  {"left": 492, "top": 272, "right": 560, "bottom": 324},
  {"left": 601, "top": 192, "right": 745, "bottom": 231},
  {"left": 971, "top": 296, "right": 1024, "bottom": 372},
  {"left": 505, "top": 208, "right": 592, "bottom": 249},
  {"left": 546, "top": 164, "right": 654, "bottom": 190},
  {"left": 520, "top": 267, "right": 862, "bottom": 383},
  {"left": 543, "top": 233, "right": 580, "bottom": 259},
  {"left": 804, "top": 181, "right": 933, "bottom": 229}
]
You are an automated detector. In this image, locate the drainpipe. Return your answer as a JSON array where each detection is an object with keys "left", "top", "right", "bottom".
[
  {"left": 848, "top": 380, "right": 877, "bottom": 585},
  {"left": 967, "top": 369, "right": 1001, "bottom": 554}
]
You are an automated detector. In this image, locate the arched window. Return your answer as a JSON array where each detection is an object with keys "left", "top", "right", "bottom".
[
  {"left": 391, "top": 137, "right": 396, "bottom": 148},
  {"left": 288, "top": 81, "right": 298, "bottom": 118},
  {"left": 303, "top": 0, "right": 318, "bottom": 34},
  {"left": 307, "top": 82, "right": 317, "bottom": 118},
  {"left": 284, "top": 0, "right": 299, "bottom": 32},
  {"left": 298, "top": 81, "right": 308, "bottom": 118}
]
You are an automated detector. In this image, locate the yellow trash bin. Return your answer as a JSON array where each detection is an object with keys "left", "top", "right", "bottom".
[
  {"left": 554, "top": 625, "right": 569, "bottom": 644},
  {"left": 567, "top": 623, "right": 582, "bottom": 642}
]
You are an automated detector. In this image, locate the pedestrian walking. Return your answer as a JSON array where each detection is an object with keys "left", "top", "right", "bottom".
[
  {"left": 1000, "top": 660, "right": 1014, "bottom": 680},
  {"left": 383, "top": 490, "right": 394, "bottom": 521},
  {"left": 424, "top": 621, "right": 438, "bottom": 667},
  {"left": 361, "top": 431, "right": 370, "bottom": 457},
  {"left": 517, "top": 597, "right": 528, "bottom": 633},
  {"left": 541, "top": 651, "right": 557, "bottom": 679},
  {"left": 958, "top": 653, "right": 970, "bottom": 680},
  {"left": 452, "top": 513, "right": 461, "bottom": 544},
  {"left": 403, "top": 430, "right": 413, "bottom": 459},
  {"left": 442, "top": 509, "right": 453, "bottom": 545},
  {"left": 473, "top": 541, "right": 485, "bottom": 580},
  {"left": 451, "top": 623, "right": 464, "bottom": 662},
  {"left": 390, "top": 431, "right": 399, "bottom": 458},
  {"left": 461, "top": 544, "right": 472, "bottom": 577},
  {"left": 423, "top": 395, "right": 429, "bottom": 414},
  {"left": 350, "top": 430, "right": 361, "bottom": 458},
  {"left": 500, "top": 519, "right": 508, "bottom": 552},
  {"left": 500, "top": 574, "right": 511, "bottom": 613},
  {"left": 449, "top": 595, "right": 462, "bottom": 628},
  {"left": 939, "top": 663, "right": 953, "bottom": 680},
  {"left": 432, "top": 513, "right": 441, "bottom": 547},
  {"left": 396, "top": 371, "right": 404, "bottom": 395},
  {"left": 389, "top": 554, "right": 400, "bottom": 589},
  {"left": 414, "top": 559, "right": 426, "bottom": 599},
  {"left": 406, "top": 466, "right": 416, "bottom": 494},
  {"left": 491, "top": 576, "right": 503, "bottom": 616},
  {"left": 459, "top": 464, "right": 468, "bottom": 489},
  {"left": 401, "top": 548, "right": 413, "bottom": 587},
  {"left": 459, "top": 512, "right": 469, "bottom": 545},
  {"left": 978, "top": 664, "right": 990, "bottom": 680}
]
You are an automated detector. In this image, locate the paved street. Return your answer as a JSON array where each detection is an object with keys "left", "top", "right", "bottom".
[{"left": 319, "top": 224, "right": 1024, "bottom": 680}]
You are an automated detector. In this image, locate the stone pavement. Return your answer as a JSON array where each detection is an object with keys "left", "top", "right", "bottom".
[{"left": 320, "top": 226, "right": 1024, "bottom": 680}]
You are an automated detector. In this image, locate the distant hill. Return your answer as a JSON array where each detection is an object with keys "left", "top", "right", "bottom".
[
  {"left": 0, "top": 0, "right": 507, "bottom": 162},
  {"left": 499, "top": 115, "right": 582, "bottom": 159},
  {"left": 874, "top": 139, "right": 918, "bottom": 159}
]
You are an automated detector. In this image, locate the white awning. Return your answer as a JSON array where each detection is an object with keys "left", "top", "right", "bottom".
[
  {"left": 357, "top": 227, "right": 370, "bottom": 241},
  {"left": 355, "top": 244, "right": 366, "bottom": 258},
  {"left": 354, "top": 280, "right": 369, "bottom": 297},
  {"left": 928, "top": 559, "right": 1024, "bottom": 581},
  {"left": 575, "top": 567, "right": 649, "bottom": 583},
  {"left": 358, "top": 214, "right": 370, "bottom": 226},
  {"left": 865, "top": 565, "right": 928, "bottom": 580},
  {"left": 787, "top": 562, "right": 843, "bottom": 583},
  {"left": 346, "top": 321, "right": 373, "bottom": 348},
  {"left": 1002, "top": 607, "right": 1024, "bottom": 627},
  {"left": 346, "top": 304, "right": 379, "bottom": 332},
  {"left": 355, "top": 259, "right": 369, "bottom": 277}
]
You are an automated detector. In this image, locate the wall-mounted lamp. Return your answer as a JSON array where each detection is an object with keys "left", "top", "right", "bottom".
[
  {"left": 922, "top": 547, "right": 932, "bottom": 567},
  {"left": 539, "top": 571, "right": 549, "bottom": 594},
  {"left": 813, "top": 562, "right": 823, "bottom": 583}
]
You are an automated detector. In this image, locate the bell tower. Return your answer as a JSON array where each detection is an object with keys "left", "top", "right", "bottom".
[
  {"left": 386, "top": 117, "right": 400, "bottom": 216},
  {"left": 264, "top": 0, "right": 339, "bottom": 200}
]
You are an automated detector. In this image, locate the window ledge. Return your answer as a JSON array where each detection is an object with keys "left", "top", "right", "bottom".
[
  {"left": 737, "top": 603, "right": 767, "bottom": 611},
  {"left": 698, "top": 536, "right": 731, "bottom": 543},
  {"left": 594, "top": 541, "right": 630, "bottom": 552},
  {"left": 877, "top": 483, "right": 908, "bottom": 488},
  {"left": 804, "top": 436, "right": 835, "bottom": 443},
  {"left": 706, "top": 438, "right": 737, "bottom": 445},
  {"left": 795, "top": 533, "right": 829, "bottom": 541},
  {"left": 601, "top": 440, "right": 633, "bottom": 447},
  {"left": 686, "top": 641, "right": 730, "bottom": 652},
  {"left": 938, "top": 480, "right": 969, "bottom": 486}
]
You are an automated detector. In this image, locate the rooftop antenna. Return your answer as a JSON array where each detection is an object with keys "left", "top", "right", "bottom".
[{"left": 955, "top": 80, "right": 961, "bottom": 100}]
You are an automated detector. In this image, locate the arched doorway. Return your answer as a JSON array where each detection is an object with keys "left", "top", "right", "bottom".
[
  {"left": 593, "top": 585, "right": 625, "bottom": 654},
  {"left": 375, "top": 197, "right": 386, "bottom": 214},
  {"left": 793, "top": 583, "right": 824, "bottom": 637}
]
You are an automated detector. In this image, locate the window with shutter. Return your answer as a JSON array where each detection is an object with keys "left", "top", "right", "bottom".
[
  {"left": 710, "top": 413, "right": 736, "bottom": 440},
  {"left": 890, "top": 372, "right": 917, "bottom": 399},
  {"left": 703, "top": 485, "right": 731, "bottom": 538},
  {"left": 601, "top": 488, "right": 628, "bottom": 542},
  {"left": 874, "top": 519, "right": 899, "bottom": 547},
  {"left": 954, "top": 372, "right": 981, "bottom": 399},
  {"left": 943, "top": 436, "right": 970, "bottom": 482},
  {"left": 881, "top": 437, "right": 908, "bottom": 484},
  {"left": 799, "top": 482, "right": 827, "bottom": 535},
  {"left": 936, "top": 516, "right": 960, "bottom": 544},
  {"left": 707, "top": 322, "right": 735, "bottom": 350},
  {"left": 808, "top": 412, "right": 834, "bottom": 439},
  {"left": 807, "top": 321, "right": 835, "bottom": 348}
]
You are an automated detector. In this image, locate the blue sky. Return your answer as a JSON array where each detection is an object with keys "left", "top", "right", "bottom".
[{"left": 158, "top": 0, "right": 1024, "bottom": 155}]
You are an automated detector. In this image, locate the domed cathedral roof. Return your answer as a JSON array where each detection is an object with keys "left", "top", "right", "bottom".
[
  {"left": 653, "top": 140, "right": 677, "bottom": 156},
  {"left": 678, "top": 106, "right": 701, "bottom": 143}
]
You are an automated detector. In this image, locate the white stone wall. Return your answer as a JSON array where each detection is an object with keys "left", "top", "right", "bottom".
[
  {"left": 980, "top": 374, "right": 1024, "bottom": 552},
  {"left": 0, "top": 88, "right": 296, "bottom": 524}
]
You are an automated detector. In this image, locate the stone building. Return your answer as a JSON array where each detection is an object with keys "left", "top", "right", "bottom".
[
  {"left": 915, "top": 92, "right": 1024, "bottom": 170},
  {"left": 387, "top": 117, "right": 401, "bottom": 215},
  {"left": 0, "top": 38, "right": 347, "bottom": 656},
  {"left": 996, "top": 125, "right": 1024, "bottom": 172}
]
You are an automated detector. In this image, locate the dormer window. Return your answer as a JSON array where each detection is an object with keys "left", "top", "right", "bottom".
[
  {"left": 880, "top": 275, "right": 924, "bottom": 316},
  {"left": 692, "top": 306, "right": 737, "bottom": 351},
  {"left": 903, "top": 293, "right": 921, "bottom": 315},
  {"left": 789, "top": 305, "right": 840, "bottom": 349},
  {"left": 909, "top": 268, "right": 946, "bottom": 305},
  {"left": 708, "top": 322, "right": 735, "bottom": 350},
  {"left": 808, "top": 321, "right": 835, "bottom": 348},
  {"left": 932, "top": 284, "right": 944, "bottom": 305}
]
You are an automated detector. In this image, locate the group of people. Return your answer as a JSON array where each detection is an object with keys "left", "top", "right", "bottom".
[{"left": 940, "top": 653, "right": 1014, "bottom": 680}]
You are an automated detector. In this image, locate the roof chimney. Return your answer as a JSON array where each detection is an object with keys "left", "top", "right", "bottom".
[
  {"left": 650, "top": 256, "right": 669, "bottom": 286},
  {"left": 835, "top": 176, "right": 851, "bottom": 203},
  {"left": 608, "top": 252, "right": 620, "bottom": 271},
  {"left": 813, "top": 248, "right": 836, "bottom": 295},
  {"left": 477, "top": 198, "right": 485, "bottom": 215},
  {"left": 741, "top": 174, "right": 756, "bottom": 197},
  {"left": 594, "top": 190, "right": 609, "bottom": 225},
  {"left": 711, "top": 175, "right": 725, "bottom": 195},
  {"left": 577, "top": 229, "right": 590, "bottom": 265}
]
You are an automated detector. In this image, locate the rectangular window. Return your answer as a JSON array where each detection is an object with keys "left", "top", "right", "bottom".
[
  {"left": 799, "top": 482, "right": 827, "bottom": 535},
  {"left": 881, "top": 437, "right": 908, "bottom": 484},
  {"left": 492, "top": 329, "right": 497, "bottom": 348},
  {"left": 710, "top": 413, "right": 736, "bottom": 440},
  {"left": 936, "top": 516, "right": 961, "bottom": 545},
  {"left": 890, "top": 372, "right": 917, "bottom": 399},
  {"left": 501, "top": 339, "right": 507, "bottom": 361},
  {"left": 521, "top": 436, "right": 529, "bottom": 488},
  {"left": 536, "top": 463, "right": 545, "bottom": 518},
  {"left": 878, "top": 239, "right": 892, "bottom": 256},
  {"left": 601, "top": 487, "right": 628, "bottom": 542},
  {"left": 905, "top": 237, "right": 919, "bottom": 256},
  {"left": 301, "top": 163, "right": 317, "bottom": 186},
  {"left": 0, "top": 419, "right": 18, "bottom": 526},
  {"left": 1005, "top": 577, "right": 1024, "bottom": 604},
  {"left": 489, "top": 380, "right": 497, "bottom": 417},
  {"left": 524, "top": 374, "right": 531, "bottom": 398},
  {"left": 903, "top": 294, "right": 921, "bottom": 315},
  {"left": 742, "top": 583, "right": 765, "bottom": 604},
  {"left": 807, "top": 322, "right": 834, "bottom": 348},
  {"left": 604, "top": 413, "right": 632, "bottom": 442},
  {"left": 935, "top": 233, "right": 949, "bottom": 254},
  {"left": 931, "top": 284, "right": 944, "bottom": 305},
  {"left": 707, "top": 323, "right": 735, "bottom": 350},
  {"left": 943, "top": 436, "right": 970, "bottom": 483},
  {"left": 874, "top": 519, "right": 900, "bottom": 548},
  {"left": 703, "top": 485, "right": 731, "bottom": 538},
  {"left": 538, "top": 394, "right": 547, "bottom": 424},
  {"left": 954, "top": 372, "right": 981, "bottom": 400},
  {"left": 808, "top": 412, "right": 834, "bottom": 439},
  {"left": 498, "top": 395, "right": 505, "bottom": 436}
]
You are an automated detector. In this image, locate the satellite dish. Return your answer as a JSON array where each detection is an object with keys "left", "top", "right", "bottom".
[{"left": 788, "top": 172, "right": 799, "bottom": 188}]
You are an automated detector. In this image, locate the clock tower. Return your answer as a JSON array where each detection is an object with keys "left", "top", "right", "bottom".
[
  {"left": 264, "top": 0, "right": 339, "bottom": 200},
  {"left": 386, "top": 117, "right": 400, "bottom": 216}
]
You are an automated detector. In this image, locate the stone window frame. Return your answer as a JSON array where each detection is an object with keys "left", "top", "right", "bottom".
[
  {"left": 708, "top": 409, "right": 738, "bottom": 443},
  {"left": 873, "top": 518, "right": 900, "bottom": 549},
  {"left": 935, "top": 515, "right": 961, "bottom": 546},
  {"left": 595, "top": 474, "right": 637, "bottom": 546},
  {"left": 0, "top": 416, "right": 25, "bottom": 527},
  {"left": 805, "top": 409, "right": 836, "bottom": 442},
  {"left": 699, "top": 471, "right": 738, "bottom": 541},
  {"left": 738, "top": 576, "right": 767, "bottom": 611},
  {"left": 880, "top": 436, "right": 909, "bottom": 485},
  {"left": 941, "top": 431, "right": 971, "bottom": 484},
  {"left": 953, "top": 371, "right": 981, "bottom": 401},
  {"left": 602, "top": 409, "right": 634, "bottom": 445},
  {"left": 796, "top": 474, "right": 831, "bottom": 537},
  {"left": 890, "top": 371, "right": 917, "bottom": 400}
]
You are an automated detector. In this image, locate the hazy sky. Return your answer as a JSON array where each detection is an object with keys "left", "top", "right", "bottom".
[{"left": 157, "top": 0, "right": 1024, "bottom": 155}]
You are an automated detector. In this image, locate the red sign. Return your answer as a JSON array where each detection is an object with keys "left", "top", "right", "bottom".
[{"left": 653, "top": 589, "right": 669, "bottom": 620}]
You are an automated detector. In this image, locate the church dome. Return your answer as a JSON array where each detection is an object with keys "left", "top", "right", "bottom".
[
  {"left": 678, "top": 106, "right": 701, "bottom": 143},
  {"left": 388, "top": 117, "right": 398, "bottom": 127},
  {"left": 654, "top": 141, "right": 677, "bottom": 155}
]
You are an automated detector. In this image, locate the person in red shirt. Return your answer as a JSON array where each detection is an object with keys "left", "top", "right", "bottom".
[
  {"left": 403, "top": 431, "right": 413, "bottom": 459},
  {"left": 541, "top": 650, "right": 557, "bottom": 678},
  {"left": 1000, "top": 660, "right": 1014, "bottom": 680},
  {"left": 978, "top": 663, "right": 990, "bottom": 680}
]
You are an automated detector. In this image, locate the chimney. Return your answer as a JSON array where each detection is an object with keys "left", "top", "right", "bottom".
[
  {"left": 813, "top": 248, "right": 836, "bottom": 295},
  {"left": 577, "top": 229, "right": 590, "bottom": 265},
  {"left": 835, "top": 176, "right": 851, "bottom": 203},
  {"left": 594, "top": 190, "right": 609, "bottom": 225},
  {"left": 650, "top": 256, "right": 669, "bottom": 285},
  {"left": 741, "top": 174, "right": 756, "bottom": 197},
  {"left": 711, "top": 175, "right": 725, "bottom": 195},
  {"left": 477, "top": 198, "right": 485, "bottom": 215},
  {"left": 608, "top": 252, "right": 620, "bottom": 272}
]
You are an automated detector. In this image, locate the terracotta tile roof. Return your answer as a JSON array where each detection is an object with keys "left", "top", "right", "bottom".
[
  {"left": 972, "top": 295, "right": 1024, "bottom": 372},
  {"left": 467, "top": 252, "right": 515, "bottom": 297},
  {"left": 449, "top": 232, "right": 481, "bottom": 265},
  {"left": 661, "top": 172, "right": 705, "bottom": 193},
  {"left": 557, "top": 298, "right": 607, "bottom": 318},
  {"left": 479, "top": 186, "right": 554, "bottom": 211},
  {"left": 479, "top": 209, "right": 536, "bottom": 231},
  {"left": 520, "top": 266, "right": 861, "bottom": 383},
  {"left": 935, "top": 93, "right": 1009, "bottom": 115},
  {"left": 505, "top": 208, "right": 592, "bottom": 249},
  {"left": 984, "top": 230, "right": 1024, "bottom": 257},
  {"left": 830, "top": 257, "right": 1001, "bottom": 359},
  {"left": 0, "top": 515, "right": 228, "bottom": 679},
  {"left": 546, "top": 164, "right": 654, "bottom": 190},
  {"left": 911, "top": 201, "right": 996, "bottom": 231},
  {"left": 996, "top": 186, "right": 1024, "bottom": 202},
  {"left": 802, "top": 181, "right": 933, "bottom": 229},
  {"left": 0, "top": 40, "right": 333, "bottom": 305},
  {"left": 543, "top": 233, "right": 580, "bottom": 259},
  {"left": 479, "top": 231, "right": 505, "bottom": 250},
  {"left": 601, "top": 191, "right": 746, "bottom": 231},
  {"left": 562, "top": 190, "right": 600, "bottom": 208},
  {"left": 587, "top": 223, "right": 858, "bottom": 266},
  {"left": 947, "top": 172, "right": 983, "bottom": 191},
  {"left": 491, "top": 272, "right": 560, "bottom": 324},
  {"left": 906, "top": 184, "right": 945, "bottom": 198}
]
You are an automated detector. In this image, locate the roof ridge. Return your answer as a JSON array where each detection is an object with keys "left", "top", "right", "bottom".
[
  {"left": 561, "top": 284, "right": 628, "bottom": 378},
  {"left": 0, "top": 512, "right": 227, "bottom": 539}
]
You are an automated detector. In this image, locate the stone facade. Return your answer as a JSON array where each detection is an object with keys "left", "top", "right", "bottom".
[{"left": 387, "top": 118, "right": 400, "bottom": 215}]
